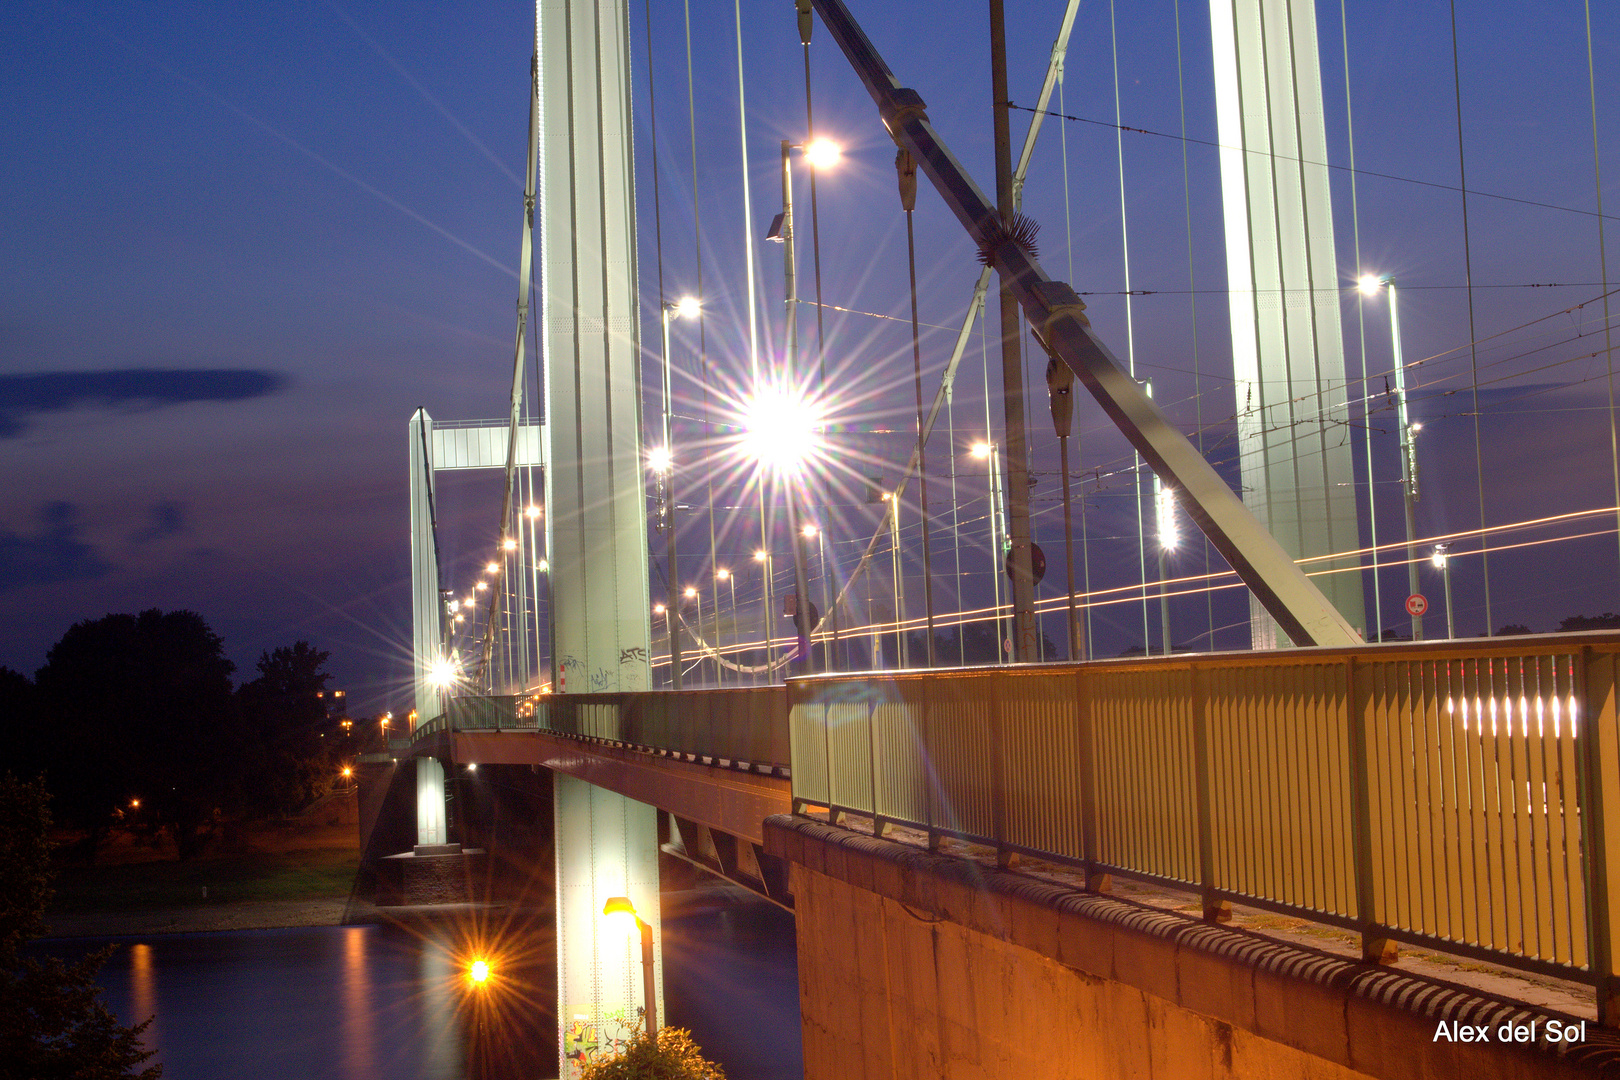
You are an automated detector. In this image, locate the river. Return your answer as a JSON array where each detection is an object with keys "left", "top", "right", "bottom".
[{"left": 62, "top": 886, "right": 803, "bottom": 1080}]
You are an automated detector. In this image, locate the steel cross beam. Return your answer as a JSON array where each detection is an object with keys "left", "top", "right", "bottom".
[{"left": 809, "top": 0, "right": 1360, "bottom": 648}]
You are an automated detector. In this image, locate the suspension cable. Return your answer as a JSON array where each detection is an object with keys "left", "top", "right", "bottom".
[
  {"left": 1450, "top": 0, "right": 1491, "bottom": 634},
  {"left": 1586, "top": 0, "right": 1620, "bottom": 592}
]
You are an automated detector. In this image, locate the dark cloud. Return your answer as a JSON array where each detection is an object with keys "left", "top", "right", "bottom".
[
  {"left": 127, "top": 499, "right": 188, "bottom": 546},
  {"left": 0, "top": 502, "right": 112, "bottom": 591},
  {"left": 0, "top": 369, "right": 285, "bottom": 438}
]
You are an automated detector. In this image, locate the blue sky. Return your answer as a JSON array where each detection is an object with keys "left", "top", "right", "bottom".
[{"left": 3, "top": 1, "right": 1617, "bottom": 711}]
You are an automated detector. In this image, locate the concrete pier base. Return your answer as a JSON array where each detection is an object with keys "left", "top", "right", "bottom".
[{"left": 766, "top": 816, "right": 1620, "bottom": 1080}]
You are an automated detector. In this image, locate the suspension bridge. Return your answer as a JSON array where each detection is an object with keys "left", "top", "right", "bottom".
[{"left": 362, "top": 1, "right": 1620, "bottom": 1077}]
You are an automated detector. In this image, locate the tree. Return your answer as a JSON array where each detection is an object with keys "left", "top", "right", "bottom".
[
  {"left": 1495, "top": 623, "right": 1533, "bottom": 637},
  {"left": 35, "top": 610, "right": 241, "bottom": 861},
  {"left": 237, "top": 642, "right": 337, "bottom": 815},
  {"left": 579, "top": 1028, "right": 725, "bottom": 1080},
  {"left": 1558, "top": 612, "right": 1620, "bottom": 632},
  {"left": 0, "top": 775, "right": 161, "bottom": 1079}
]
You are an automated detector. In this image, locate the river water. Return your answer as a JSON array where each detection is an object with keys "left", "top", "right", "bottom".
[{"left": 65, "top": 888, "right": 803, "bottom": 1080}]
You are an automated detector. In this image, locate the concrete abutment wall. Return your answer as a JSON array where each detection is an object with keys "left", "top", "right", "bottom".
[{"left": 766, "top": 816, "right": 1619, "bottom": 1080}]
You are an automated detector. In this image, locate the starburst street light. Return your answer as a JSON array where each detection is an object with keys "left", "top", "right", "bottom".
[
  {"left": 803, "top": 137, "right": 842, "bottom": 170},
  {"left": 740, "top": 384, "right": 823, "bottom": 477},
  {"left": 647, "top": 446, "right": 672, "bottom": 473},
  {"left": 429, "top": 657, "right": 458, "bottom": 688}
]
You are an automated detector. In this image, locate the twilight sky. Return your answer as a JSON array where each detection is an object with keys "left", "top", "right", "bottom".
[{"left": 3, "top": 1, "right": 1617, "bottom": 713}]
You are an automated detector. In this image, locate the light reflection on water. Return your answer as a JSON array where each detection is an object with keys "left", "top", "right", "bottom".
[{"left": 61, "top": 888, "right": 801, "bottom": 1080}]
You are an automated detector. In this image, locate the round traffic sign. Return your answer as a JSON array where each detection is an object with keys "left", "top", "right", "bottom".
[{"left": 1405, "top": 593, "right": 1428, "bottom": 617}]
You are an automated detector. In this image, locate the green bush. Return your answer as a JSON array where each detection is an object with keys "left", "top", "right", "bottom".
[{"left": 579, "top": 1028, "right": 725, "bottom": 1080}]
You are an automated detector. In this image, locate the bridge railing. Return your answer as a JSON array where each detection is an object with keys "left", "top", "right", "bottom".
[
  {"left": 420, "top": 688, "right": 790, "bottom": 768},
  {"left": 534, "top": 687, "right": 790, "bottom": 767},
  {"left": 788, "top": 633, "right": 1620, "bottom": 1007}
]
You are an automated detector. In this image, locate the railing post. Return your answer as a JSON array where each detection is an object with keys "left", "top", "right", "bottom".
[
  {"left": 1076, "top": 666, "right": 1107, "bottom": 893},
  {"left": 1347, "top": 655, "right": 1397, "bottom": 964},
  {"left": 1191, "top": 665, "right": 1229, "bottom": 922},
  {"left": 1579, "top": 647, "right": 1620, "bottom": 1024},
  {"left": 993, "top": 672, "right": 1017, "bottom": 868}
]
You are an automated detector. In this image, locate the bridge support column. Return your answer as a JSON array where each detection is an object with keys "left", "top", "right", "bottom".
[
  {"left": 555, "top": 774, "right": 662, "bottom": 1076},
  {"left": 415, "top": 756, "right": 447, "bottom": 847},
  {"left": 1210, "top": 0, "right": 1366, "bottom": 647}
]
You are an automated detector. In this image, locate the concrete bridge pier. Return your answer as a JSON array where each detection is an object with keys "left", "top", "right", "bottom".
[
  {"left": 416, "top": 756, "right": 447, "bottom": 847},
  {"left": 556, "top": 776, "right": 663, "bottom": 1068}
]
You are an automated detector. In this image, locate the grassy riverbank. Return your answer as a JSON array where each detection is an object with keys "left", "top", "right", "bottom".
[{"left": 43, "top": 814, "right": 366, "bottom": 937}]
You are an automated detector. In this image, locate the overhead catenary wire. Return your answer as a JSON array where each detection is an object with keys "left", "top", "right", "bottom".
[{"left": 1006, "top": 103, "right": 1620, "bottom": 226}]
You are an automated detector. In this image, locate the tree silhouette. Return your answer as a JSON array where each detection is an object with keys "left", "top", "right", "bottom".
[
  {"left": 35, "top": 610, "right": 240, "bottom": 861},
  {"left": 0, "top": 775, "right": 161, "bottom": 1079}
]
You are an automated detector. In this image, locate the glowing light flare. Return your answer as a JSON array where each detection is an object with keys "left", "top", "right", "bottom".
[
  {"left": 524, "top": 505, "right": 541, "bottom": 518},
  {"left": 753, "top": 550, "right": 767, "bottom": 562},
  {"left": 502, "top": 538, "right": 517, "bottom": 552},
  {"left": 648, "top": 446, "right": 673, "bottom": 473},
  {"left": 740, "top": 385, "right": 824, "bottom": 476},
  {"left": 803, "top": 138, "right": 843, "bottom": 170},
  {"left": 486, "top": 562, "right": 499, "bottom": 574},
  {"left": 1357, "top": 274, "right": 1384, "bottom": 296},
  {"left": 429, "top": 658, "right": 458, "bottom": 688},
  {"left": 684, "top": 587, "right": 697, "bottom": 599},
  {"left": 801, "top": 524, "right": 818, "bottom": 538},
  {"left": 475, "top": 581, "right": 488, "bottom": 591},
  {"left": 537, "top": 559, "right": 549, "bottom": 573},
  {"left": 970, "top": 441, "right": 993, "bottom": 460},
  {"left": 716, "top": 568, "right": 729, "bottom": 580},
  {"left": 672, "top": 295, "right": 701, "bottom": 319},
  {"left": 602, "top": 895, "right": 645, "bottom": 935},
  {"left": 1156, "top": 484, "right": 1179, "bottom": 551},
  {"left": 653, "top": 603, "right": 666, "bottom": 615},
  {"left": 468, "top": 959, "right": 491, "bottom": 986}
]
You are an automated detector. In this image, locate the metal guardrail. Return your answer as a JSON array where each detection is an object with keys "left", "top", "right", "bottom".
[
  {"left": 788, "top": 633, "right": 1620, "bottom": 1018},
  {"left": 413, "top": 688, "right": 790, "bottom": 769}
]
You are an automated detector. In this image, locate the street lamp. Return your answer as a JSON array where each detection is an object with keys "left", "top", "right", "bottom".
[
  {"left": 767, "top": 139, "right": 842, "bottom": 673},
  {"left": 716, "top": 568, "right": 736, "bottom": 671},
  {"left": 602, "top": 896, "right": 657, "bottom": 1036},
  {"left": 1432, "top": 543, "right": 1455, "bottom": 640},
  {"left": 742, "top": 385, "right": 822, "bottom": 675},
  {"left": 658, "top": 297, "right": 700, "bottom": 689},
  {"left": 971, "top": 441, "right": 1008, "bottom": 662},
  {"left": 682, "top": 585, "right": 703, "bottom": 683},
  {"left": 1360, "top": 273, "right": 1423, "bottom": 641}
]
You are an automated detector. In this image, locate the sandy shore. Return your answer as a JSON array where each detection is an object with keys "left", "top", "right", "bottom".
[{"left": 42, "top": 897, "right": 381, "bottom": 940}]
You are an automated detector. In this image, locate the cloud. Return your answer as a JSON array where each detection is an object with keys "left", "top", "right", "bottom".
[
  {"left": 0, "top": 369, "right": 285, "bottom": 438},
  {"left": 0, "top": 502, "right": 112, "bottom": 591},
  {"left": 127, "top": 499, "right": 188, "bottom": 546}
]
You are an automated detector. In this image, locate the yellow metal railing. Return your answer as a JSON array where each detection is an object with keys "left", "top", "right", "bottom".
[{"left": 787, "top": 633, "right": 1620, "bottom": 1018}]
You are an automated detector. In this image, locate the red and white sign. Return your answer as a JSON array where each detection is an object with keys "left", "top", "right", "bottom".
[{"left": 1405, "top": 593, "right": 1429, "bottom": 617}]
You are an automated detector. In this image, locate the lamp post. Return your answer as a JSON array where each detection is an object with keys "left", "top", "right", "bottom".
[
  {"left": 972, "top": 442, "right": 1007, "bottom": 662},
  {"left": 602, "top": 897, "right": 657, "bottom": 1037},
  {"left": 1432, "top": 543, "right": 1455, "bottom": 640},
  {"left": 1360, "top": 274, "right": 1422, "bottom": 641},
  {"left": 752, "top": 549, "right": 771, "bottom": 686},
  {"left": 881, "top": 493, "right": 907, "bottom": 666},
  {"left": 657, "top": 298, "right": 699, "bottom": 687},
  {"left": 768, "top": 139, "right": 841, "bottom": 674},
  {"left": 683, "top": 586, "right": 703, "bottom": 685},
  {"left": 742, "top": 387, "right": 820, "bottom": 676}
]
